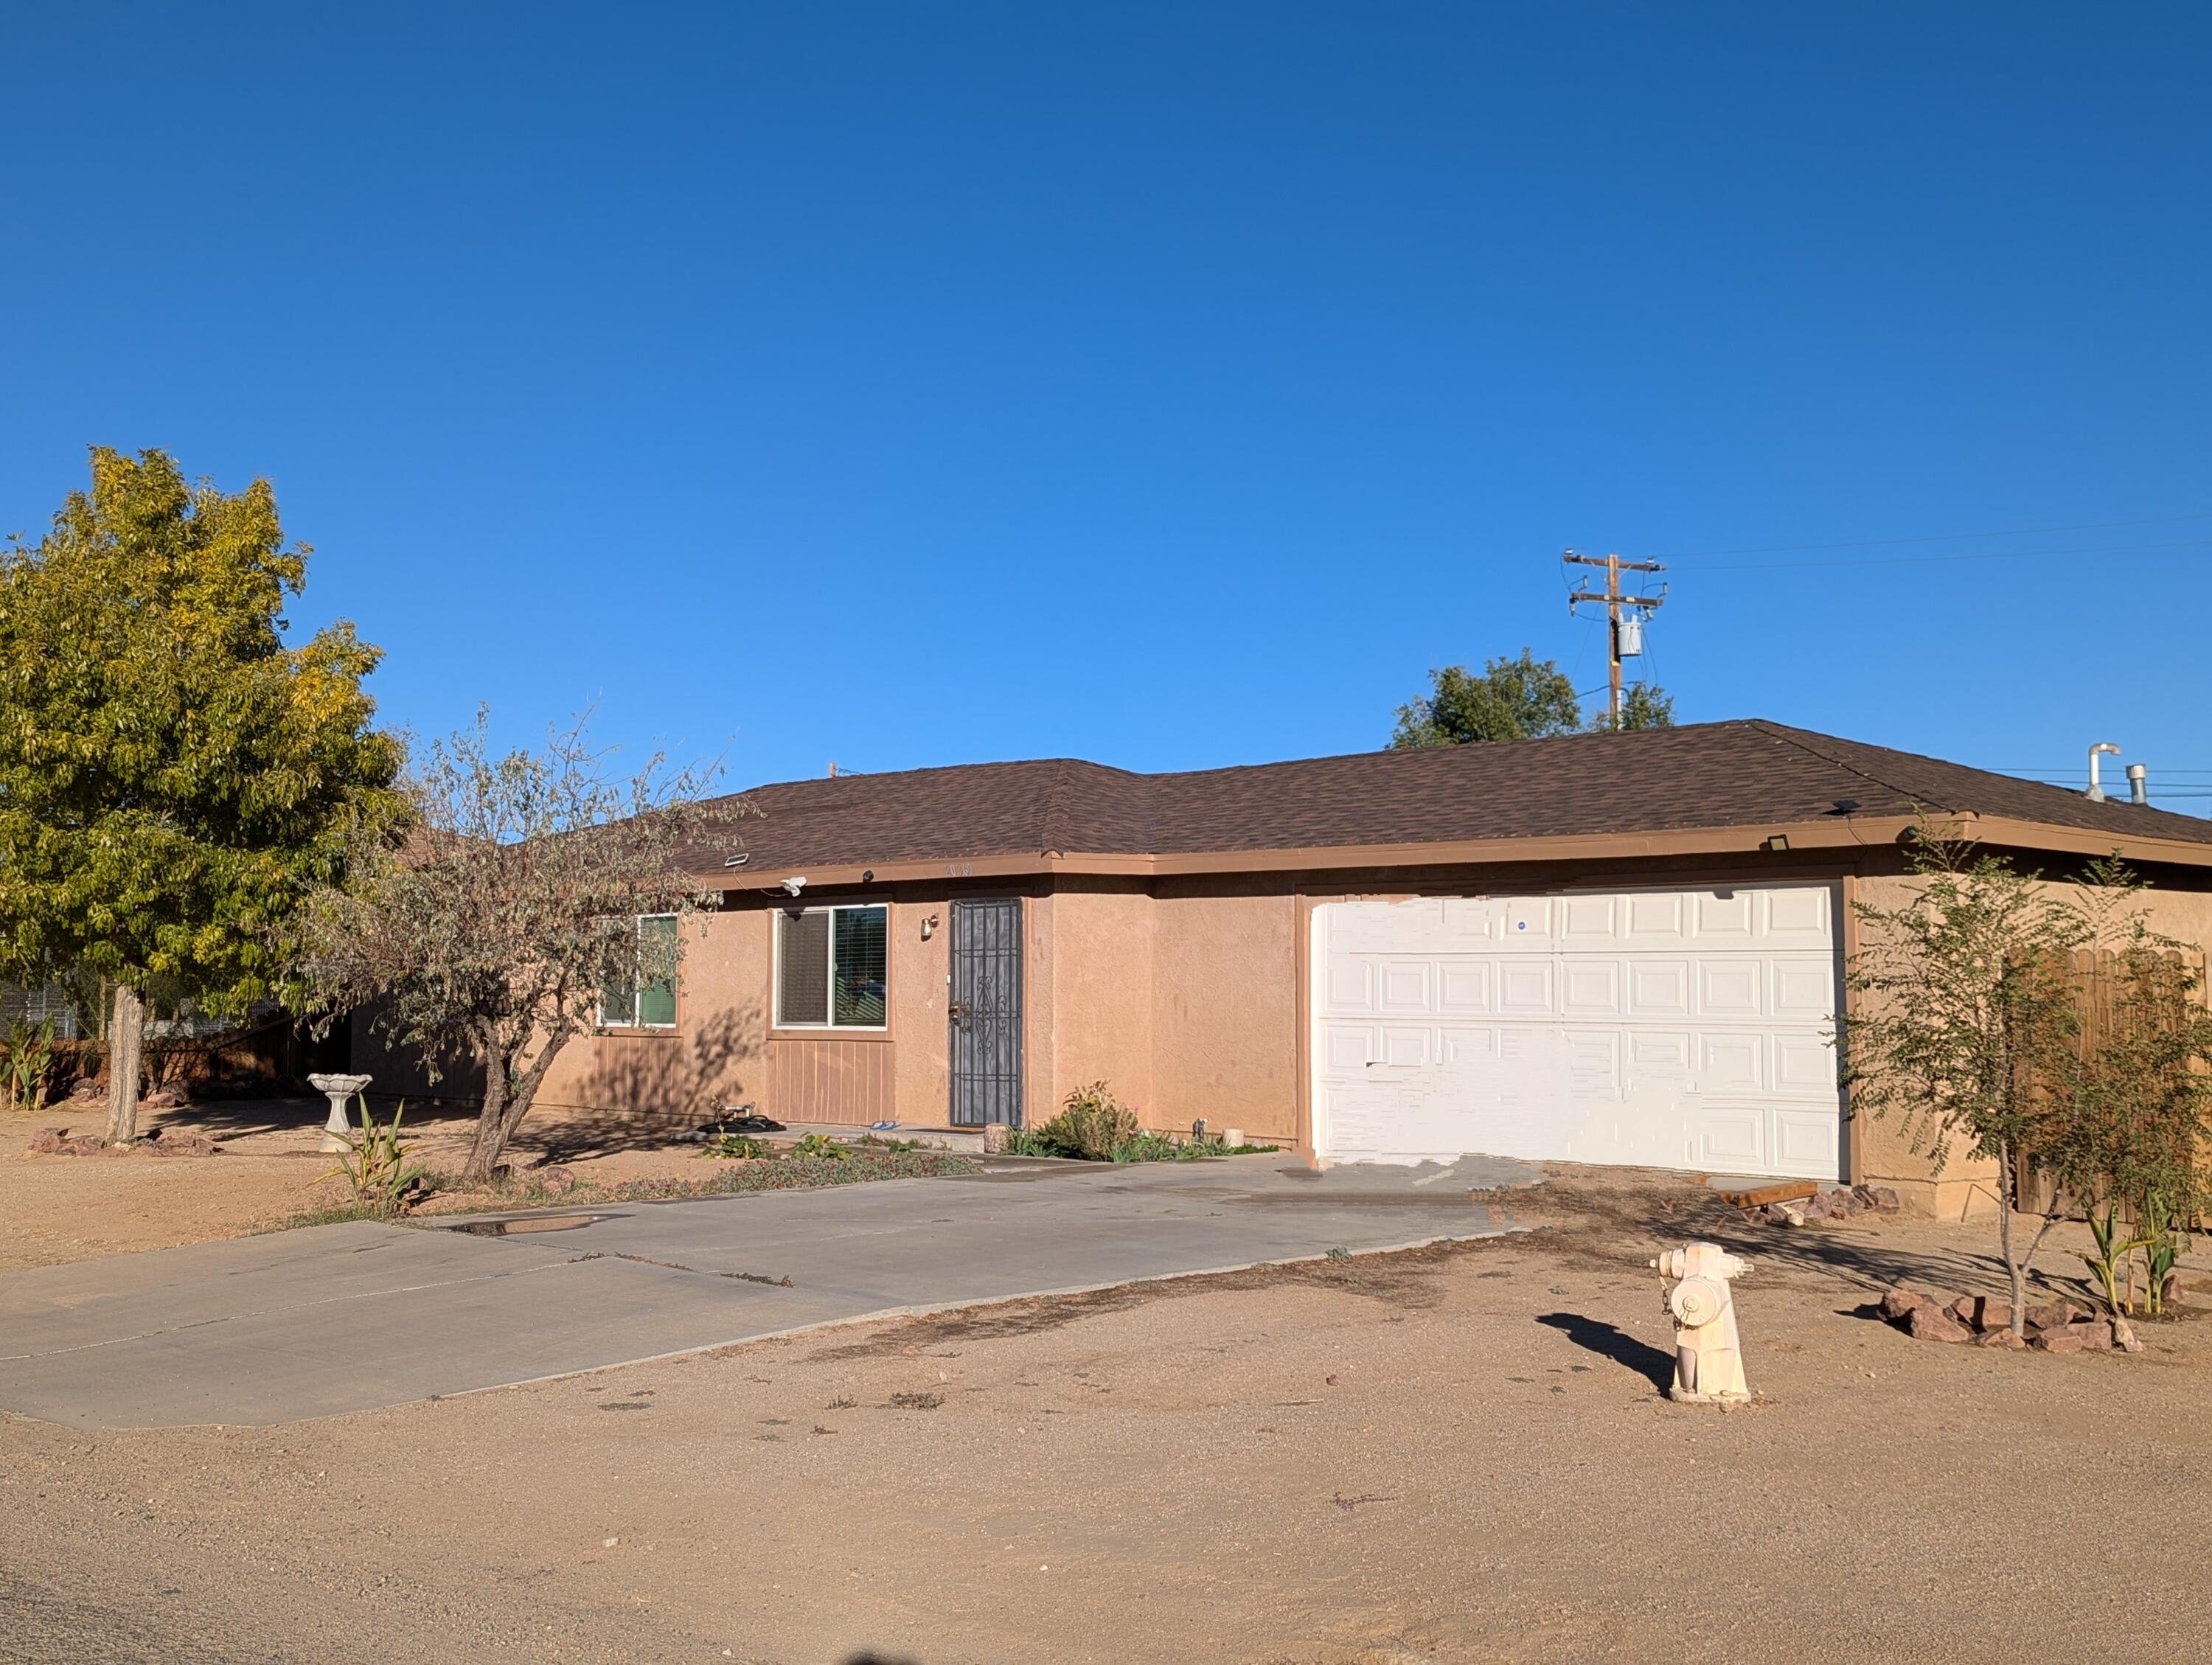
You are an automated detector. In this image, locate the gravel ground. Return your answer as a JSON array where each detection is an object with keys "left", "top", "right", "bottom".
[{"left": 4, "top": 1167, "right": 2207, "bottom": 1664}]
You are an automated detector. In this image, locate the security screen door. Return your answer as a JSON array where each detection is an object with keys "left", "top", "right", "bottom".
[{"left": 949, "top": 897, "right": 1023, "bottom": 1127}]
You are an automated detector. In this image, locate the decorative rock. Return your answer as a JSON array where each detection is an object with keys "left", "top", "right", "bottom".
[
  {"left": 29, "top": 1126, "right": 69, "bottom": 1154},
  {"left": 1950, "top": 1296, "right": 2012, "bottom": 1333},
  {"left": 981, "top": 1124, "right": 1012, "bottom": 1154},
  {"left": 147, "top": 1129, "right": 218, "bottom": 1157},
  {"left": 1976, "top": 1328, "right": 2028, "bottom": 1349},
  {"left": 141, "top": 1088, "right": 181, "bottom": 1110},
  {"left": 538, "top": 1165, "right": 578, "bottom": 1195},
  {"left": 1905, "top": 1304, "right": 1972, "bottom": 1343},
  {"left": 1879, "top": 1287, "right": 1933, "bottom": 1322},
  {"left": 2033, "top": 1329, "right": 2091, "bottom": 1354},
  {"left": 2065, "top": 1319, "right": 2114, "bottom": 1351},
  {"left": 2023, "top": 1300, "right": 2083, "bottom": 1333},
  {"left": 2112, "top": 1315, "right": 2145, "bottom": 1354},
  {"left": 1851, "top": 1184, "right": 1903, "bottom": 1214}
]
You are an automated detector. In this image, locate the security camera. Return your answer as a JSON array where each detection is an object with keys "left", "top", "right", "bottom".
[{"left": 782, "top": 876, "right": 807, "bottom": 897}]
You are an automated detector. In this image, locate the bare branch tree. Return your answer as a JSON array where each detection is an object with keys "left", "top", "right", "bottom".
[{"left": 293, "top": 709, "right": 740, "bottom": 1181}]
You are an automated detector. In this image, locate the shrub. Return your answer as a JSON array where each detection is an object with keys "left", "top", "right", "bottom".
[
  {"left": 1, "top": 1018, "right": 55, "bottom": 1113},
  {"left": 1004, "top": 1084, "right": 1270, "bottom": 1162},
  {"left": 316, "top": 1096, "right": 426, "bottom": 1218},
  {"left": 790, "top": 1132, "right": 853, "bottom": 1161},
  {"left": 700, "top": 1131, "right": 776, "bottom": 1161}
]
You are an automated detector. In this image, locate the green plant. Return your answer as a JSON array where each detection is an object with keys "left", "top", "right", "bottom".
[
  {"left": 317, "top": 1095, "right": 425, "bottom": 1217},
  {"left": 700, "top": 1131, "right": 776, "bottom": 1161},
  {"left": 790, "top": 1132, "right": 853, "bottom": 1161},
  {"left": 1, "top": 1017, "right": 55, "bottom": 1113}
]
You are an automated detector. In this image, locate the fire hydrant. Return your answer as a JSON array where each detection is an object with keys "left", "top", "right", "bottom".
[{"left": 1650, "top": 1242, "right": 1753, "bottom": 1404}]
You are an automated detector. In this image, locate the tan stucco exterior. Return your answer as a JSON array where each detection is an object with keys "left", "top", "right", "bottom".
[{"left": 363, "top": 828, "right": 2212, "bottom": 1212}]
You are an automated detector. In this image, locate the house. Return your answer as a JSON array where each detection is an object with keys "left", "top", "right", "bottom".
[{"left": 372, "top": 720, "right": 2212, "bottom": 1214}]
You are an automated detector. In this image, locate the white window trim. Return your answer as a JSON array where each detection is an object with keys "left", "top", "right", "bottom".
[
  {"left": 602, "top": 914, "right": 679, "bottom": 1031},
  {"left": 775, "top": 903, "right": 890, "bottom": 1032}
]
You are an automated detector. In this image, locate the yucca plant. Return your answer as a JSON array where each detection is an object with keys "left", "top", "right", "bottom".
[
  {"left": 317, "top": 1095, "right": 425, "bottom": 1217},
  {"left": 1, "top": 1018, "right": 56, "bottom": 1113}
]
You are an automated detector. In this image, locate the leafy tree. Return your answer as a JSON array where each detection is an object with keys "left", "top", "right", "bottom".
[
  {"left": 1843, "top": 827, "right": 2104, "bottom": 1336},
  {"left": 294, "top": 712, "right": 731, "bottom": 1181},
  {"left": 1391, "top": 650, "right": 1674, "bottom": 747},
  {"left": 1390, "top": 650, "right": 1582, "bottom": 747},
  {"left": 0, "top": 448, "right": 403, "bottom": 1141},
  {"left": 2045, "top": 903, "right": 2212, "bottom": 1317},
  {"left": 1593, "top": 681, "right": 1675, "bottom": 731}
]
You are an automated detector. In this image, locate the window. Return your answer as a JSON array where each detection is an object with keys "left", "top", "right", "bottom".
[
  {"left": 599, "top": 914, "right": 678, "bottom": 1029},
  {"left": 776, "top": 903, "right": 888, "bottom": 1029}
]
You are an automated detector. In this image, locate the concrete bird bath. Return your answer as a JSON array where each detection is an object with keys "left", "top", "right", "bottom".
[{"left": 307, "top": 1072, "right": 375, "bottom": 1154}]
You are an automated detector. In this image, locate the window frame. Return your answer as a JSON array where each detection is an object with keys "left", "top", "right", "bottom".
[
  {"left": 774, "top": 902, "right": 891, "bottom": 1032},
  {"left": 599, "top": 913, "right": 680, "bottom": 1032}
]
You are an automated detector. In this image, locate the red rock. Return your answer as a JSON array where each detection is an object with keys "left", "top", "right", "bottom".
[
  {"left": 1950, "top": 1296, "right": 2012, "bottom": 1333},
  {"left": 28, "top": 1127, "right": 69, "bottom": 1154},
  {"left": 2112, "top": 1316, "right": 2144, "bottom": 1355},
  {"left": 1852, "top": 1184, "right": 1903, "bottom": 1214},
  {"left": 2023, "top": 1301, "right": 2082, "bottom": 1332},
  {"left": 2064, "top": 1319, "right": 2114, "bottom": 1351},
  {"left": 1976, "top": 1329, "right": 2028, "bottom": 1349},
  {"left": 147, "top": 1130, "right": 218, "bottom": 1157},
  {"left": 538, "top": 1165, "right": 577, "bottom": 1195},
  {"left": 1879, "top": 1287, "right": 1933, "bottom": 1322},
  {"left": 1905, "top": 1304, "right": 1972, "bottom": 1343},
  {"left": 2034, "top": 1330, "right": 2090, "bottom": 1354}
]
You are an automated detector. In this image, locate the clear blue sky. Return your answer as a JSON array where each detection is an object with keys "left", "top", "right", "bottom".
[{"left": 5, "top": 4, "right": 2208, "bottom": 807}]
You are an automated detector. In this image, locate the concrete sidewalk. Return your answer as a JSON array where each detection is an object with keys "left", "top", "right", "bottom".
[{"left": 0, "top": 1153, "right": 1532, "bottom": 1430}]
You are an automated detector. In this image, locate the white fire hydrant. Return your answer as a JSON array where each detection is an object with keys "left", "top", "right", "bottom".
[{"left": 1650, "top": 1242, "right": 1753, "bottom": 1404}]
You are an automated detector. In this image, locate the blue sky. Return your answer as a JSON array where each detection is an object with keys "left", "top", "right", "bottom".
[{"left": 4, "top": 4, "right": 2208, "bottom": 807}]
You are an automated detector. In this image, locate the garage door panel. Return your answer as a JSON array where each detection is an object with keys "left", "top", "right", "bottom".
[
  {"left": 1380, "top": 1026, "right": 1433, "bottom": 1067},
  {"left": 1699, "top": 1105, "right": 1767, "bottom": 1169},
  {"left": 1770, "top": 958, "right": 1837, "bottom": 1019},
  {"left": 1322, "top": 1024, "right": 1377, "bottom": 1075},
  {"left": 1696, "top": 959, "right": 1764, "bottom": 1019},
  {"left": 1498, "top": 962, "right": 1555, "bottom": 1015},
  {"left": 1627, "top": 959, "right": 1691, "bottom": 1018},
  {"left": 1379, "top": 960, "right": 1433, "bottom": 1013},
  {"left": 1625, "top": 891, "right": 1686, "bottom": 941},
  {"left": 1694, "top": 890, "right": 1756, "bottom": 941},
  {"left": 1773, "top": 1032, "right": 1837, "bottom": 1093},
  {"left": 1698, "top": 1032, "right": 1765, "bottom": 1091},
  {"left": 1326, "top": 958, "right": 1374, "bottom": 1012},
  {"left": 1561, "top": 959, "right": 1624, "bottom": 1017},
  {"left": 1437, "top": 962, "right": 1493, "bottom": 1013},
  {"left": 1763, "top": 887, "right": 1831, "bottom": 943},
  {"left": 1560, "top": 894, "right": 1617, "bottom": 942},
  {"left": 1773, "top": 1108, "right": 1840, "bottom": 1175},
  {"left": 1315, "top": 886, "right": 1841, "bottom": 1181}
]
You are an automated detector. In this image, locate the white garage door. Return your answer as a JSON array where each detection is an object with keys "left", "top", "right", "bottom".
[{"left": 1312, "top": 885, "right": 1843, "bottom": 1180}]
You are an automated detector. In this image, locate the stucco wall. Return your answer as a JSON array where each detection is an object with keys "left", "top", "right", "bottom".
[
  {"left": 1149, "top": 887, "right": 1299, "bottom": 1143},
  {"left": 1039, "top": 882, "right": 1156, "bottom": 1119}
]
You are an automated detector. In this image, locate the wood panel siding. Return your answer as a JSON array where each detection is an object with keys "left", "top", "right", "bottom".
[{"left": 765, "top": 1037, "right": 896, "bottom": 1126}]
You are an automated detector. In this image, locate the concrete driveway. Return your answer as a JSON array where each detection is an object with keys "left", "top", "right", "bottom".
[{"left": 0, "top": 1153, "right": 1530, "bottom": 1429}]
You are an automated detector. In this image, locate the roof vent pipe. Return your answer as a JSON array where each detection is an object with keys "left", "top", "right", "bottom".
[
  {"left": 2086, "top": 742, "right": 2121, "bottom": 802},
  {"left": 2127, "top": 762, "right": 2149, "bottom": 806}
]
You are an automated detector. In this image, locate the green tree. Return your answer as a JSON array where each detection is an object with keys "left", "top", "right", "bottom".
[
  {"left": 0, "top": 448, "right": 403, "bottom": 1141},
  {"left": 294, "top": 713, "right": 731, "bottom": 1181},
  {"left": 1595, "top": 681, "right": 1675, "bottom": 731},
  {"left": 1389, "top": 650, "right": 1582, "bottom": 748},
  {"left": 1840, "top": 827, "right": 2093, "bottom": 1337}
]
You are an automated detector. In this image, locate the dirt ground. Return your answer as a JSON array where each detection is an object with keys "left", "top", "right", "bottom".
[
  {"left": 0, "top": 1097, "right": 771, "bottom": 1273},
  {"left": 4, "top": 1147, "right": 2210, "bottom": 1665}
]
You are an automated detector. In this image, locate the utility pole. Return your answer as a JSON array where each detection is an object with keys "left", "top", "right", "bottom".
[{"left": 1563, "top": 549, "right": 1666, "bottom": 727}]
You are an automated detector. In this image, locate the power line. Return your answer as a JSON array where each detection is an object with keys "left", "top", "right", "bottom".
[{"left": 1563, "top": 549, "right": 1665, "bottom": 726}]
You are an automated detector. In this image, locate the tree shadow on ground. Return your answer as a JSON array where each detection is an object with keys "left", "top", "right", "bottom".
[
  {"left": 1534, "top": 1311, "right": 1676, "bottom": 1393},
  {"left": 535, "top": 1002, "right": 764, "bottom": 1160}
]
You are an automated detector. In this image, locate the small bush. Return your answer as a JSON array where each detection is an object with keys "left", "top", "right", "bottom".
[
  {"left": 790, "top": 1132, "right": 853, "bottom": 1161},
  {"left": 316, "top": 1096, "right": 425, "bottom": 1218},
  {"left": 700, "top": 1132, "right": 776, "bottom": 1161},
  {"left": 1004, "top": 1083, "right": 1267, "bottom": 1162}
]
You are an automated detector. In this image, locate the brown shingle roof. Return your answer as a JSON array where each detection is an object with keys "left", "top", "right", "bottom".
[{"left": 695, "top": 720, "right": 2212, "bottom": 876}]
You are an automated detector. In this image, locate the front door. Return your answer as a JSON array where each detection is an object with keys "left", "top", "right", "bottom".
[{"left": 949, "top": 897, "right": 1024, "bottom": 1127}]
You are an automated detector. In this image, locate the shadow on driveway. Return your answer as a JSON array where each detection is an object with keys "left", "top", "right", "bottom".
[{"left": 1535, "top": 1310, "right": 1675, "bottom": 1393}]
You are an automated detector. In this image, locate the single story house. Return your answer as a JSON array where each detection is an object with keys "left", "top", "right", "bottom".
[{"left": 366, "top": 720, "right": 2212, "bottom": 1214}]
